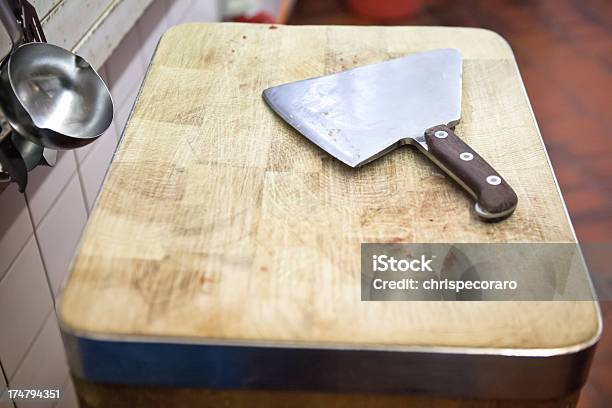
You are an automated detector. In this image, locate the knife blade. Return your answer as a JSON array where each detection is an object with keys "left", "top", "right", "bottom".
[{"left": 264, "top": 48, "right": 462, "bottom": 167}]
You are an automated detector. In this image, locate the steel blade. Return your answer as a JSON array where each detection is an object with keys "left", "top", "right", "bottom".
[{"left": 263, "top": 48, "right": 462, "bottom": 167}]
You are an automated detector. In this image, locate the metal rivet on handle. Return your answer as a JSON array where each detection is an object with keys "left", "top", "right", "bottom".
[
  {"left": 434, "top": 130, "right": 448, "bottom": 139},
  {"left": 460, "top": 152, "right": 473, "bottom": 161},
  {"left": 486, "top": 175, "right": 502, "bottom": 186}
]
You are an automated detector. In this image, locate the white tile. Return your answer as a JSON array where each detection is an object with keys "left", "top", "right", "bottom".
[
  {"left": 29, "top": 0, "right": 56, "bottom": 17},
  {"left": 113, "top": 88, "right": 138, "bottom": 141},
  {"left": 164, "top": 0, "right": 193, "bottom": 27},
  {"left": 259, "top": 0, "right": 279, "bottom": 17},
  {"left": 25, "top": 151, "right": 77, "bottom": 227},
  {"left": 35, "top": 177, "right": 87, "bottom": 297},
  {"left": 10, "top": 312, "right": 68, "bottom": 408},
  {"left": 80, "top": 124, "right": 119, "bottom": 210},
  {"left": 179, "top": 0, "right": 220, "bottom": 23},
  {"left": 0, "top": 184, "right": 33, "bottom": 281},
  {"left": 74, "top": 138, "right": 100, "bottom": 166},
  {"left": 0, "top": 393, "right": 11, "bottom": 407},
  {"left": 56, "top": 378, "right": 78, "bottom": 408},
  {"left": 0, "top": 368, "right": 10, "bottom": 408},
  {"left": 137, "top": 0, "right": 170, "bottom": 65},
  {"left": 105, "top": 26, "right": 146, "bottom": 111},
  {"left": 0, "top": 237, "right": 53, "bottom": 380}
]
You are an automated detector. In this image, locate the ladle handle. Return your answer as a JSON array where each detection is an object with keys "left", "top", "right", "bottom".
[
  {"left": 19, "top": 0, "right": 46, "bottom": 43},
  {"left": 0, "top": 133, "right": 27, "bottom": 191},
  {"left": 0, "top": 0, "right": 22, "bottom": 47}
]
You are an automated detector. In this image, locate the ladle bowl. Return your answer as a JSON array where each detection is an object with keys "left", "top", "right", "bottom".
[{"left": 0, "top": 42, "right": 113, "bottom": 149}]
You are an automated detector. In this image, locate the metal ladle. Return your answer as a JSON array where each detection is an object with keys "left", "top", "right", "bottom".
[
  {"left": 0, "top": 0, "right": 113, "bottom": 150},
  {"left": 0, "top": 126, "right": 56, "bottom": 190}
]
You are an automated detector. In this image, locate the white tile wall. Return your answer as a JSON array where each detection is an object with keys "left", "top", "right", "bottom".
[
  {"left": 165, "top": 0, "right": 196, "bottom": 27},
  {"left": 73, "top": 142, "right": 94, "bottom": 166},
  {"left": 0, "top": 185, "right": 32, "bottom": 282},
  {"left": 11, "top": 312, "right": 68, "bottom": 408},
  {"left": 0, "top": 367, "right": 11, "bottom": 408},
  {"left": 80, "top": 123, "right": 119, "bottom": 211},
  {"left": 114, "top": 88, "right": 139, "bottom": 141},
  {"left": 36, "top": 177, "right": 87, "bottom": 297},
  {"left": 0, "top": 1, "right": 220, "bottom": 405},
  {"left": 73, "top": 135, "right": 101, "bottom": 168},
  {"left": 177, "top": 1, "right": 220, "bottom": 24},
  {"left": 138, "top": 0, "right": 170, "bottom": 65},
  {"left": 26, "top": 152, "right": 77, "bottom": 227},
  {"left": 105, "top": 27, "right": 147, "bottom": 113},
  {"left": 0, "top": 396, "right": 10, "bottom": 408},
  {"left": 55, "top": 378, "right": 77, "bottom": 408},
  {"left": 0, "top": 237, "right": 53, "bottom": 379}
]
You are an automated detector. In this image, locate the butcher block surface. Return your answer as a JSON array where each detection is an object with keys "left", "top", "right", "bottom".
[{"left": 58, "top": 24, "right": 599, "bottom": 352}]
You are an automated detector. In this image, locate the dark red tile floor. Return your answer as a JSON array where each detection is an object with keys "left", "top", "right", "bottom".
[{"left": 287, "top": 0, "right": 611, "bottom": 406}]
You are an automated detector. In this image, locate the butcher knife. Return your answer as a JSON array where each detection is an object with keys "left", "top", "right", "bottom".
[{"left": 263, "top": 48, "right": 517, "bottom": 221}]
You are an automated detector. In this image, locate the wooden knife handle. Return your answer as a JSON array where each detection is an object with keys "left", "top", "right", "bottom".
[{"left": 423, "top": 125, "right": 517, "bottom": 221}]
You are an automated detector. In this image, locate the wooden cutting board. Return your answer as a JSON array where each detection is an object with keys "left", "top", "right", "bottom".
[{"left": 58, "top": 23, "right": 599, "bottom": 405}]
